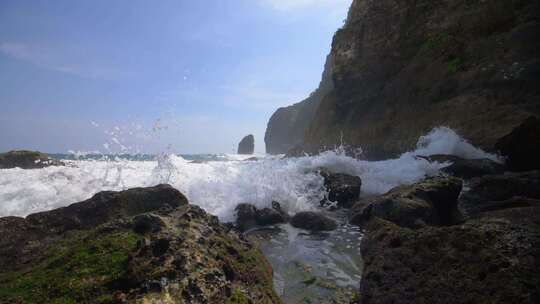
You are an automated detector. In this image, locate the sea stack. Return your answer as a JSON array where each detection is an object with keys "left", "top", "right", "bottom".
[{"left": 237, "top": 134, "right": 254, "bottom": 155}]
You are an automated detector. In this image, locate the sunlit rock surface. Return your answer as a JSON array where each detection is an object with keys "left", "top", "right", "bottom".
[{"left": 0, "top": 185, "right": 281, "bottom": 304}]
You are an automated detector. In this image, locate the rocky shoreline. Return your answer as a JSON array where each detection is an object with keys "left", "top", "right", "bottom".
[
  {"left": 2, "top": 0, "right": 539, "bottom": 302},
  {"left": 2, "top": 117, "right": 540, "bottom": 303},
  {"left": 349, "top": 117, "right": 540, "bottom": 303},
  {"left": 2, "top": 133, "right": 540, "bottom": 303},
  {"left": 355, "top": 169, "right": 540, "bottom": 304},
  {"left": 0, "top": 185, "right": 281, "bottom": 304}
]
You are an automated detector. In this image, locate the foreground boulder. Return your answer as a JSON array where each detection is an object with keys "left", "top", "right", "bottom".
[
  {"left": 0, "top": 185, "right": 281, "bottom": 303},
  {"left": 356, "top": 172, "right": 540, "bottom": 304},
  {"left": 237, "top": 134, "right": 255, "bottom": 155},
  {"left": 0, "top": 150, "right": 63, "bottom": 169},
  {"left": 350, "top": 176, "right": 463, "bottom": 228},
  {"left": 418, "top": 155, "right": 505, "bottom": 179},
  {"left": 25, "top": 184, "right": 187, "bottom": 234},
  {"left": 359, "top": 208, "right": 540, "bottom": 304},
  {"left": 235, "top": 202, "right": 288, "bottom": 232},
  {"left": 291, "top": 211, "right": 337, "bottom": 231},
  {"left": 235, "top": 203, "right": 258, "bottom": 232},
  {"left": 256, "top": 202, "right": 289, "bottom": 226},
  {"left": 459, "top": 170, "right": 540, "bottom": 216},
  {"left": 320, "top": 169, "right": 361, "bottom": 208},
  {"left": 495, "top": 116, "right": 540, "bottom": 172}
]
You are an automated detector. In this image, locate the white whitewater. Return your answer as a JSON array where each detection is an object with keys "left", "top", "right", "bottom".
[{"left": 0, "top": 127, "right": 499, "bottom": 221}]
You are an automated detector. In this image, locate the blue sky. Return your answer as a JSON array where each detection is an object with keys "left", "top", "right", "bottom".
[{"left": 0, "top": 0, "right": 351, "bottom": 154}]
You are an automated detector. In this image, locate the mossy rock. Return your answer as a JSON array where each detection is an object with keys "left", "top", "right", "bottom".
[
  {"left": 0, "top": 185, "right": 282, "bottom": 304},
  {"left": 0, "top": 230, "right": 138, "bottom": 303}
]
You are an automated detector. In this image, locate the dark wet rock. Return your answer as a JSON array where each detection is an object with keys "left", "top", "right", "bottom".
[
  {"left": 132, "top": 213, "right": 165, "bottom": 234},
  {"left": 357, "top": 170, "right": 540, "bottom": 304},
  {"left": 350, "top": 176, "right": 463, "bottom": 228},
  {"left": 271, "top": 200, "right": 288, "bottom": 218},
  {"left": 235, "top": 202, "right": 288, "bottom": 231},
  {"left": 459, "top": 171, "right": 540, "bottom": 216},
  {"left": 0, "top": 150, "right": 64, "bottom": 169},
  {"left": 495, "top": 116, "right": 540, "bottom": 171},
  {"left": 25, "top": 184, "right": 187, "bottom": 234},
  {"left": 235, "top": 203, "right": 258, "bottom": 232},
  {"left": 237, "top": 134, "right": 255, "bottom": 155},
  {"left": 291, "top": 211, "right": 337, "bottom": 231},
  {"left": 475, "top": 196, "right": 540, "bottom": 213},
  {"left": 320, "top": 169, "right": 361, "bottom": 208},
  {"left": 0, "top": 185, "right": 281, "bottom": 304},
  {"left": 359, "top": 208, "right": 540, "bottom": 304},
  {"left": 419, "top": 154, "right": 506, "bottom": 179},
  {"left": 256, "top": 208, "right": 286, "bottom": 226}
]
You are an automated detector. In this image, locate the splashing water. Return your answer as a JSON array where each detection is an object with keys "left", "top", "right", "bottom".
[
  {"left": 0, "top": 127, "right": 499, "bottom": 220},
  {"left": 412, "top": 126, "right": 502, "bottom": 161}
]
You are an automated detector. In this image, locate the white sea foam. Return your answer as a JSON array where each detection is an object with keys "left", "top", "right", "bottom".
[
  {"left": 0, "top": 127, "right": 500, "bottom": 221},
  {"left": 412, "top": 126, "right": 502, "bottom": 162}
]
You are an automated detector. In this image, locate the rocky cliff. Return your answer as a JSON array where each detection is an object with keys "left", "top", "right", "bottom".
[
  {"left": 264, "top": 54, "right": 334, "bottom": 154},
  {"left": 269, "top": 0, "right": 540, "bottom": 159}
]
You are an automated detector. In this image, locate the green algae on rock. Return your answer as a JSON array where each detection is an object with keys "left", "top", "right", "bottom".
[
  {"left": 0, "top": 230, "right": 138, "bottom": 303},
  {"left": 0, "top": 184, "right": 282, "bottom": 304}
]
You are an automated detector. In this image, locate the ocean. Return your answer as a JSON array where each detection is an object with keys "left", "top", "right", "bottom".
[{"left": 0, "top": 127, "right": 499, "bottom": 220}]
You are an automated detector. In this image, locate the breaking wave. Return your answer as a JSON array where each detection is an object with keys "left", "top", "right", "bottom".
[{"left": 0, "top": 127, "right": 499, "bottom": 221}]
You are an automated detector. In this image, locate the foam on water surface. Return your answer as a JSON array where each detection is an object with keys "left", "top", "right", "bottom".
[{"left": 0, "top": 127, "right": 499, "bottom": 220}]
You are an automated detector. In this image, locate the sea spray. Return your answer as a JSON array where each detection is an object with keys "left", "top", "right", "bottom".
[
  {"left": 412, "top": 126, "right": 502, "bottom": 162},
  {"left": 0, "top": 127, "right": 499, "bottom": 220}
]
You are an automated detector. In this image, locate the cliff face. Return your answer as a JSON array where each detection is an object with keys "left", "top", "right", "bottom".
[
  {"left": 274, "top": 0, "right": 540, "bottom": 159},
  {"left": 264, "top": 54, "right": 334, "bottom": 154}
]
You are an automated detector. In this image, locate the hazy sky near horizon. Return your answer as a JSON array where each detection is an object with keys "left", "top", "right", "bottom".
[{"left": 0, "top": 0, "right": 351, "bottom": 154}]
